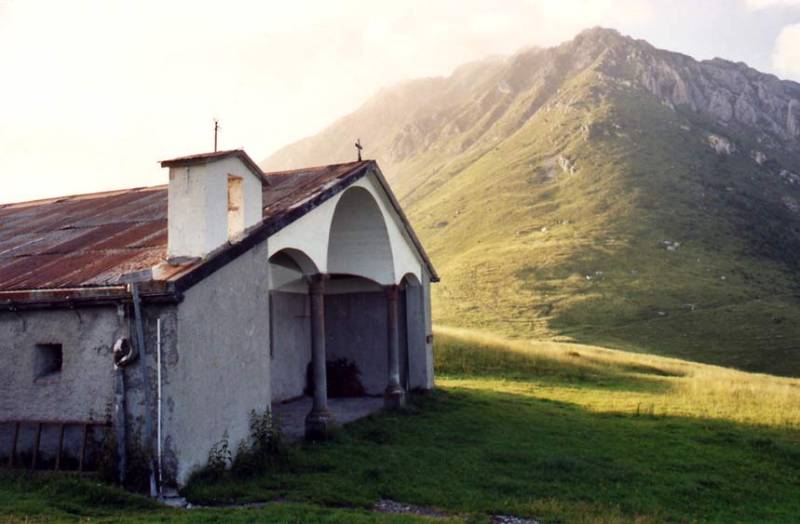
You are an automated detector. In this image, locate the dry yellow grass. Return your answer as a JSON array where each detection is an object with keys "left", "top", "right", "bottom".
[{"left": 434, "top": 325, "right": 800, "bottom": 429}]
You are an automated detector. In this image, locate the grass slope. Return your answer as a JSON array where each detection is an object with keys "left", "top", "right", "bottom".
[
  {"left": 5, "top": 330, "right": 798, "bottom": 523},
  {"left": 263, "top": 30, "right": 800, "bottom": 376},
  {"left": 409, "top": 72, "right": 800, "bottom": 376}
]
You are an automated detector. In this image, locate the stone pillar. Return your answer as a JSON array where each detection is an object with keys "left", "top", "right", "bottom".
[
  {"left": 384, "top": 284, "right": 406, "bottom": 408},
  {"left": 305, "top": 274, "right": 334, "bottom": 439}
]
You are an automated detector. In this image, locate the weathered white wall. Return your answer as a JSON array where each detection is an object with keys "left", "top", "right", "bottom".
[
  {"left": 269, "top": 291, "right": 311, "bottom": 403},
  {"left": 0, "top": 307, "right": 124, "bottom": 421},
  {"left": 404, "top": 282, "right": 429, "bottom": 390},
  {"left": 168, "top": 157, "right": 263, "bottom": 259},
  {"left": 422, "top": 271, "right": 435, "bottom": 389},
  {"left": 268, "top": 200, "right": 335, "bottom": 276},
  {"left": 168, "top": 239, "right": 271, "bottom": 485}
]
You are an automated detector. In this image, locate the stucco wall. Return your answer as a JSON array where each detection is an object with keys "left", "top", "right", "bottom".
[
  {"left": 269, "top": 291, "right": 311, "bottom": 403},
  {"left": 0, "top": 306, "right": 131, "bottom": 467},
  {"left": 168, "top": 156, "right": 263, "bottom": 259},
  {"left": 167, "top": 239, "right": 271, "bottom": 485},
  {"left": 131, "top": 304, "right": 178, "bottom": 482},
  {"left": 399, "top": 288, "right": 409, "bottom": 389},
  {"left": 324, "top": 291, "right": 389, "bottom": 395},
  {"left": 405, "top": 283, "right": 429, "bottom": 390},
  {"left": 422, "top": 272, "right": 435, "bottom": 389},
  {"left": 0, "top": 307, "right": 125, "bottom": 422}
]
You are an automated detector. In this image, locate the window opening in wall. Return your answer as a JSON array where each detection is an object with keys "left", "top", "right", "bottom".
[
  {"left": 227, "top": 174, "right": 244, "bottom": 238},
  {"left": 34, "top": 343, "right": 62, "bottom": 380}
]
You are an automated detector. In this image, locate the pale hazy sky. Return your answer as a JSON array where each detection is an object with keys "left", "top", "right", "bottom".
[{"left": 1, "top": 0, "right": 799, "bottom": 204}]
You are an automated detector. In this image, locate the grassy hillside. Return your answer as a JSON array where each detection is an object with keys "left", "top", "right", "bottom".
[
  {"left": 264, "top": 29, "right": 800, "bottom": 376},
  {"left": 411, "top": 71, "right": 800, "bottom": 376},
  {"left": 4, "top": 331, "right": 799, "bottom": 523}
]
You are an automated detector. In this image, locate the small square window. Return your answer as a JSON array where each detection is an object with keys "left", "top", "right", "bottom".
[{"left": 34, "top": 343, "right": 62, "bottom": 380}]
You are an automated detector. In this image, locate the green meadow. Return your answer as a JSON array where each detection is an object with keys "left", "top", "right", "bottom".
[{"left": 3, "top": 328, "right": 799, "bottom": 523}]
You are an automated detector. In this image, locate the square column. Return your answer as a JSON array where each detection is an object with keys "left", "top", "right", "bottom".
[
  {"left": 305, "top": 274, "right": 335, "bottom": 439},
  {"left": 384, "top": 284, "right": 406, "bottom": 408}
]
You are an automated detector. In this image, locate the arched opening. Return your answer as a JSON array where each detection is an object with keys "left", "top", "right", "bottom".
[
  {"left": 270, "top": 248, "right": 318, "bottom": 292},
  {"left": 400, "top": 273, "right": 426, "bottom": 390},
  {"left": 327, "top": 187, "right": 395, "bottom": 285},
  {"left": 268, "top": 248, "right": 318, "bottom": 403}
]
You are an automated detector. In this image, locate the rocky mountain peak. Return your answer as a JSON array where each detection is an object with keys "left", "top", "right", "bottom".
[
  {"left": 571, "top": 26, "right": 634, "bottom": 49},
  {"left": 264, "top": 27, "right": 800, "bottom": 173},
  {"left": 567, "top": 30, "right": 800, "bottom": 150}
]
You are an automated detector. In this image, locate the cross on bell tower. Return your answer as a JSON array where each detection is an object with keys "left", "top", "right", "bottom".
[{"left": 355, "top": 138, "right": 363, "bottom": 161}]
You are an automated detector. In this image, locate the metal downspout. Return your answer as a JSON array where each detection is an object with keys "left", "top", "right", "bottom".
[
  {"left": 156, "top": 317, "right": 163, "bottom": 494},
  {"left": 131, "top": 283, "right": 157, "bottom": 497},
  {"left": 113, "top": 337, "right": 138, "bottom": 485}
]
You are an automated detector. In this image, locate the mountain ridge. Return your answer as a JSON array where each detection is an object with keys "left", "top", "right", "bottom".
[
  {"left": 263, "top": 27, "right": 800, "bottom": 376},
  {"left": 264, "top": 27, "right": 800, "bottom": 177}
]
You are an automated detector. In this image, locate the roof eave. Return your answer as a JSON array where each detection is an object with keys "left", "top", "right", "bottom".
[
  {"left": 0, "top": 160, "right": 438, "bottom": 305},
  {"left": 0, "top": 284, "right": 180, "bottom": 311},
  {"left": 160, "top": 149, "right": 270, "bottom": 186}
]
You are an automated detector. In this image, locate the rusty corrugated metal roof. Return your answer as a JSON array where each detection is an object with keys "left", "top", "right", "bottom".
[{"left": 0, "top": 161, "right": 369, "bottom": 293}]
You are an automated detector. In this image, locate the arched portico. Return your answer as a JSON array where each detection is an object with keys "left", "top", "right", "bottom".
[
  {"left": 267, "top": 174, "right": 424, "bottom": 286},
  {"left": 268, "top": 248, "right": 334, "bottom": 438},
  {"left": 268, "top": 178, "right": 432, "bottom": 438}
]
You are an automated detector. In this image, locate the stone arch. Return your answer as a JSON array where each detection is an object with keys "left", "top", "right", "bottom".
[
  {"left": 327, "top": 186, "right": 395, "bottom": 285},
  {"left": 270, "top": 248, "right": 318, "bottom": 275},
  {"left": 268, "top": 247, "right": 319, "bottom": 403},
  {"left": 269, "top": 247, "right": 319, "bottom": 293},
  {"left": 400, "top": 272, "right": 421, "bottom": 288}
]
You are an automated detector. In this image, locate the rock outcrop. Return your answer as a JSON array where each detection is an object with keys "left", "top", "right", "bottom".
[
  {"left": 572, "top": 28, "right": 800, "bottom": 151},
  {"left": 708, "top": 134, "right": 736, "bottom": 155}
]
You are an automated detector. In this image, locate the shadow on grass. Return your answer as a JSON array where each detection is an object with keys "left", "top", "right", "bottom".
[
  {"left": 0, "top": 473, "right": 445, "bottom": 523},
  {"left": 0, "top": 472, "right": 158, "bottom": 521},
  {"left": 550, "top": 297, "right": 800, "bottom": 379},
  {"left": 4, "top": 387, "right": 799, "bottom": 523},
  {"left": 434, "top": 333, "right": 676, "bottom": 393},
  {"left": 184, "top": 388, "right": 800, "bottom": 523}
]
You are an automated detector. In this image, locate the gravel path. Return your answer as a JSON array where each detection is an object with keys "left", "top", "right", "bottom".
[{"left": 374, "top": 498, "right": 539, "bottom": 523}]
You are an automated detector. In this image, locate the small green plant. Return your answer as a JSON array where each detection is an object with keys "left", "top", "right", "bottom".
[
  {"left": 185, "top": 432, "right": 231, "bottom": 486},
  {"left": 207, "top": 431, "right": 232, "bottom": 475},
  {"left": 96, "top": 411, "right": 153, "bottom": 494},
  {"left": 231, "top": 407, "right": 287, "bottom": 478},
  {"left": 96, "top": 424, "right": 119, "bottom": 484},
  {"left": 189, "top": 408, "right": 287, "bottom": 485}
]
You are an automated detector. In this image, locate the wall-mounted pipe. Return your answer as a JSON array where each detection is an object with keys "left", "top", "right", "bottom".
[
  {"left": 156, "top": 317, "right": 163, "bottom": 495},
  {"left": 112, "top": 337, "right": 138, "bottom": 485},
  {"left": 130, "top": 283, "right": 157, "bottom": 497}
]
